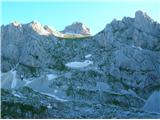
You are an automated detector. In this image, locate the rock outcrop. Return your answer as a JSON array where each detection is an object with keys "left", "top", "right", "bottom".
[
  {"left": 93, "top": 10, "right": 160, "bottom": 98},
  {"left": 1, "top": 21, "right": 58, "bottom": 73},
  {"left": 61, "top": 22, "right": 90, "bottom": 35},
  {"left": 143, "top": 91, "right": 160, "bottom": 114},
  {"left": 134, "top": 10, "right": 160, "bottom": 37}
]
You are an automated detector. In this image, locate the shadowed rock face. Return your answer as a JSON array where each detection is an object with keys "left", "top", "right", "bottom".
[
  {"left": 93, "top": 10, "right": 160, "bottom": 98},
  {"left": 61, "top": 22, "right": 90, "bottom": 35},
  {"left": 134, "top": 10, "right": 160, "bottom": 37},
  {"left": 143, "top": 91, "right": 160, "bottom": 114},
  {"left": 1, "top": 10, "right": 160, "bottom": 118},
  {"left": 1, "top": 21, "right": 58, "bottom": 72}
]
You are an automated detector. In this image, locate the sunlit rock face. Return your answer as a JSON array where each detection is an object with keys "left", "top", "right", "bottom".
[
  {"left": 1, "top": 21, "right": 58, "bottom": 73},
  {"left": 61, "top": 22, "right": 90, "bottom": 35},
  {"left": 1, "top": 10, "right": 160, "bottom": 118}
]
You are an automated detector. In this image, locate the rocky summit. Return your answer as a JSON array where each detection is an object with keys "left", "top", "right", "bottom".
[
  {"left": 61, "top": 22, "right": 90, "bottom": 35},
  {"left": 1, "top": 10, "right": 160, "bottom": 118}
]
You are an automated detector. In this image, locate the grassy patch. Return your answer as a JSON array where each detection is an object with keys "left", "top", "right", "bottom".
[{"left": 58, "top": 34, "right": 90, "bottom": 40}]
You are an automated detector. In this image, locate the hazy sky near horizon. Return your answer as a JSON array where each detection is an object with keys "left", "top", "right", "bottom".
[{"left": 2, "top": 0, "right": 160, "bottom": 35}]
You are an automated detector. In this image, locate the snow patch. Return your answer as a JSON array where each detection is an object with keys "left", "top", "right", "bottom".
[
  {"left": 40, "top": 92, "right": 68, "bottom": 102},
  {"left": 11, "top": 70, "right": 17, "bottom": 89},
  {"left": 47, "top": 103, "right": 52, "bottom": 109},
  {"left": 47, "top": 74, "right": 57, "bottom": 81},
  {"left": 65, "top": 60, "right": 93, "bottom": 68},
  {"left": 85, "top": 54, "right": 92, "bottom": 58},
  {"left": 132, "top": 45, "right": 143, "bottom": 50}
]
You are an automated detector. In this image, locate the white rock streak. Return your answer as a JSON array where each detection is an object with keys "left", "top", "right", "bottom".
[
  {"left": 24, "top": 79, "right": 33, "bottom": 86},
  {"left": 40, "top": 92, "right": 68, "bottom": 102},
  {"left": 13, "top": 93, "right": 21, "bottom": 98}
]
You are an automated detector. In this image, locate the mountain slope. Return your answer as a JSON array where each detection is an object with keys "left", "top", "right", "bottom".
[{"left": 1, "top": 10, "right": 160, "bottom": 118}]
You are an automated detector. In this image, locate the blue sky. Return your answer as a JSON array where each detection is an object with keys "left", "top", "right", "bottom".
[{"left": 1, "top": 0, "right": 160, "bottom": 35}]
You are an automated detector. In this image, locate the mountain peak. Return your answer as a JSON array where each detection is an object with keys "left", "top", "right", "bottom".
[
  {"left": 134, "top": 10, "right": 160, "bottom": 36},
  {"left": 11, "top": 21, "right": 21, "bottom": 27},
  {"left": 62, "top": 22, "right": 90, "bottom": 35},
  {"left": 135, "top": 10, "right": 153, "bottom": 22},
  {"left": 29, "top": 20, "right": 41, "bottom": 25},
  {"left": 27, "top": 21, "right": 52, "bottom": 35},
  {"left": 29, "top": 20, "right": 43, "bottom": 29},
  {"left": 135, "top": 10, "right": 145, "bottom": 17}
]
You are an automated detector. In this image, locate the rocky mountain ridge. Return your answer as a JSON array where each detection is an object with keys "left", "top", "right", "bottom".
[
  {"left": 1, "top": 21, "right": 90, "bottom": 38},
  {"left": 1, "top": 10, "right": 160, "bottom": 118}
]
